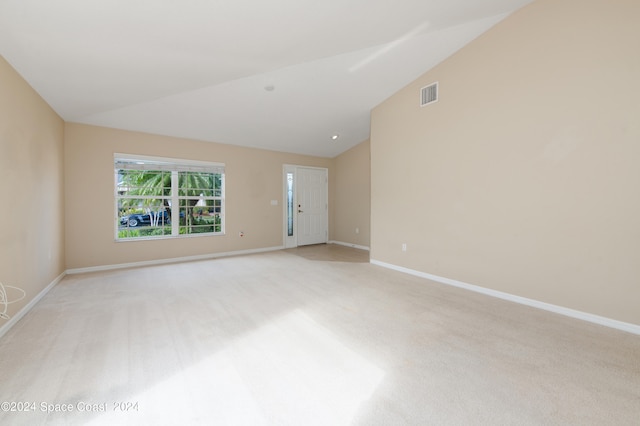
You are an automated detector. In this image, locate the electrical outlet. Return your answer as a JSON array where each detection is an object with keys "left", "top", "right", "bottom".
[
  {"left": 355, "top": 227, "right": 359, "bottom": 234},
  {"left": 402, "top": 243, "right": 407, "bottom": 251}
]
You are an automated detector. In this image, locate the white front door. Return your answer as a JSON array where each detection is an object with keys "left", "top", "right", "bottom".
[
  {"left": 297, "top": 167, "right": 328, "bottom": 246},
  {"left": 284, "top": 166, "right": 327, "bottom": 247}
]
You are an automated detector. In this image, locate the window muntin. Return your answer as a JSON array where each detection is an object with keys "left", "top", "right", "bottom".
[{"left": 115, "top": 156, "right": 224, "bottom": 240}]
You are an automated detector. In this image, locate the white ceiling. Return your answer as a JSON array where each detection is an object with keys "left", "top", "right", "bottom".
[{"left": 0, "top": 0, "right": 532, "bottom": 157}]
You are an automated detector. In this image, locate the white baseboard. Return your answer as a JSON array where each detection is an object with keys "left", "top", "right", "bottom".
[
  {"left": 66, "top": 246, "right": 285, "bottom": 275},
  {"left": 370, "top": 259, "right": 640, "bottom": 336},
  {"left": 0, "top": 272, "right": 66, "bottom": 340},
  {"left": 9, "top": 252, "right": 636, "bottom": 340},
  {"left": 328, "top": 240, "right": 370, "bottom": 251}
]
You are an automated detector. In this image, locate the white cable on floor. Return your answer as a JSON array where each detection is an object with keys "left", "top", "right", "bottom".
[{"left": 0, "top": 281, "right": 26, "bottom": 320}]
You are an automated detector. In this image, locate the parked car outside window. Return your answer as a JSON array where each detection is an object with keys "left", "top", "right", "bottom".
[{"left": 120, "top": 211, "right": 170, "bottom": 227}]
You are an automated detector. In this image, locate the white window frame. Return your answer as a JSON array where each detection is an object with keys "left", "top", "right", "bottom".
[{"left": 114, "top": 154, "right": 225, "bottom": 241}]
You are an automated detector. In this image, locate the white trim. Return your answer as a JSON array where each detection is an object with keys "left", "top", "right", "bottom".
[
  {"left": 0, "top": 272, "right": 66, "bottom": 340},
  {"left": 328, "top": 240, "right": 370, "bottom": 251},
  {"left": 66, "top": 246, "right": 284, "bottom": 275},
  {"left": 114, "top": 153, "right": 225, "bottom": 171},
  {"left": 370, "top": 259, "right": 640, "bottom": 336}
]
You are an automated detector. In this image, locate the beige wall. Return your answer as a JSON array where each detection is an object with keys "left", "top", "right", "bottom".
[
  {"left": 332, "top": 140, "right": 370, "bottom": 248},
  {"left": 64, "top": 123, "right": 334, "bottom": 269},
  {"left": 0, "top": 56, "right": 65, "bottom": 322},
  {"left": 371, "top": 0, "right": 640, "bottom": 325}
]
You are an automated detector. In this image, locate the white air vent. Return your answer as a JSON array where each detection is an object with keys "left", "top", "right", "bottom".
[{"left": 420, "top": 82, "right": 438, "bottom": 106}]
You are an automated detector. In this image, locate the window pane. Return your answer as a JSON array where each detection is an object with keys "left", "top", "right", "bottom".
[
  {"left": 179, "top": 199, "right": 223, "bottom": 235},
  {"left": 178, "top": 171, "right": 222, "bottom": 197},
  {"left": 287, "top": 172, "right": 294, "bottom": 236},
  {"left": 118, "top": 170, "right": 171, "bottom": 197},
  {"left": 117, "top": 198, "right": 172, "bottom": 239}
]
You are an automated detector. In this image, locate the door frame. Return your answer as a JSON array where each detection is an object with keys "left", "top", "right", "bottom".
[{"left": 283, "top": 165, "right": 328, "bottom": 248}]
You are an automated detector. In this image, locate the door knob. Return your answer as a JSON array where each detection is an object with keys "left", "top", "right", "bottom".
[{"left": 298, "top": 209, "right": 304, "bottom": 213}]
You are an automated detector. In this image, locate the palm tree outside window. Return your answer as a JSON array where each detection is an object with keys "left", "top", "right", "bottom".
[{"left": 115, "top": 155, "right": 224, "bottom": 240}]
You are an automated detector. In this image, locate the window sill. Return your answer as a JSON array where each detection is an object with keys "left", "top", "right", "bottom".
[{"left": 115, "top": 232, "right": 225, "bottom": 242}]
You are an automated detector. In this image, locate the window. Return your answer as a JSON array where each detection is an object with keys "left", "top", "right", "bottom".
[
  {"left": 115, "top": 155, "right": 224, "bottom": 240},
  {"left": 286, "top": 172, "right": 294, "bottom": 237}
]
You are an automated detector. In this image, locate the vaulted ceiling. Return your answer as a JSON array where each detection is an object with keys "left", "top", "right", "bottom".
[{"left": 0, "top": 0, "right": 533, "bottom": 157}]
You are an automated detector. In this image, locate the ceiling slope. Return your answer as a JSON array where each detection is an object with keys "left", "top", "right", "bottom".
[{"left": 0, "top": 0, "right": 533, "bottom": 157}]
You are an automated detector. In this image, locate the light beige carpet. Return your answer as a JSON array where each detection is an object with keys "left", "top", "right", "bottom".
[{"left": 1, "top": 244, "right": 639, "bottom": 425}]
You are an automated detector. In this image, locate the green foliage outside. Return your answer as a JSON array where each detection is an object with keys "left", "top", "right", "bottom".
[
  {"left": 118, "top": 169, "right": 222, "bottom": 238},
  {"left": 118, "top": 227, "right": 171, "bottom": 239}
]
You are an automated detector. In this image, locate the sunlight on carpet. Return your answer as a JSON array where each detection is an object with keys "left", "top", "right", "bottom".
[{"left": 87, "top": 309, "right": 385, "bottom": 425}]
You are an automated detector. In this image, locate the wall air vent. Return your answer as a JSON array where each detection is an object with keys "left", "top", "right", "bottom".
[{"left": 420, "top": 82, "right": 438, "bottom": 107}]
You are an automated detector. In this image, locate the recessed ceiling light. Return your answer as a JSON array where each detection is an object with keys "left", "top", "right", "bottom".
[{"left": 331, "top": 134, "right": 339, "bottom": 141}]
